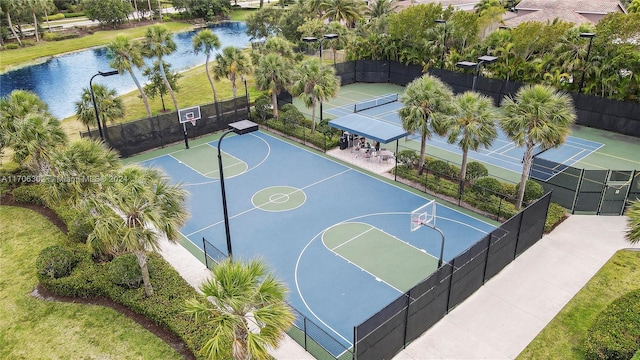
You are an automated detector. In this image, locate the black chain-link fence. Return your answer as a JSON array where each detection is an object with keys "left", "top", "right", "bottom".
[
  {"left": 530, "top": 157, "right": 639, "bottom": 215},
  {"left": 354, "top": 192, "right": 552, "bottom": 360},
  {"left": 81, "top": 96, "right": 249, "bottom": 158}
]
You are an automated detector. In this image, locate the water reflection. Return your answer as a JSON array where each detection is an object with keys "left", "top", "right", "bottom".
[{"left": 0, "top": 22, "right": 250, "bottom": 119}]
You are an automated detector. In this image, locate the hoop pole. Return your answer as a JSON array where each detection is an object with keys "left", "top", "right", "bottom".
[{"left": 182, "top": 121, "right": 189, "bottom": 149}]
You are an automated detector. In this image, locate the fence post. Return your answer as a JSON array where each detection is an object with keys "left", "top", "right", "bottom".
[
  {"left": 202, "top": 237, "right": 208, "bottom": 269},
  {"left": 497, "top": 197, "right": 503, "bottom": 221},
  {"left": 303, "top": 318, "right": 308, "bottom": 350}
]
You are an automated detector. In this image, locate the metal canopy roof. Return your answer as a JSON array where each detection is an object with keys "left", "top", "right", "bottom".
[{"left": 328, "top": 113, "right": 409, "bottom": 144}]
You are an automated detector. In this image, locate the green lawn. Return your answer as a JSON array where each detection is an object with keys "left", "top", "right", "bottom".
[
  {"left": 0, "top": 206, "right": 182, "bottom": 360},
  {"left": 517, "top": 249, "right": 640, "bottom": 359}
]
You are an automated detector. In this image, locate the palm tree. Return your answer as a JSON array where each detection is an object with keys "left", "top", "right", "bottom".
[
  {"left": 9, "top": 112, "right": 67, "bottom": 175},
  {"left": 365, "top": 0, "right": 397, "bottom": 19},
  {"left": 142, "top": 25, "right": 179, "bottom": 112},
  {"left": 85, "top": 166, "right": 189, "bottom": 297},
  {"left": 289, "top": 57, "right": 340, "bottom": 133},
  {"left": 437, "top": 91, "right": 498, "bottom": 191},
  {"left": 192, "top": 29, "right": 221, "bottom": 105},
  {"left": 399, "top": 74, "right": 454, "bottom": 174},
  {"left": 184, "top": 258, "right": 295, "bottom": 360},
  {"left": 0, "top": 90, "right": 50, "bottom": 156},
  {"left": 1, "top": 0, "right": 23, "bottom": 46},
  {"left": 43, "top": 138, "right": 121, "bottom": 205},
  {"left": 75, "top": 84, "right": 125, "bottom": 132},
  {"left": 320, "top": 0, "right": 364, "bottom": 27},
  {"left": 213, "top": 46, "right": 252, "bottom": 99},
  {"left": 108, "top": 35, "right": 153, "bottom": 119},
  {"left": 500, "top": 84, "right": 576, "bottom": 209},
  {"left": 254, "top": 53, "right": 294, "bottom": 119},
  {"left": 626, "top": 200, "right": 640, "bottom": 244}
]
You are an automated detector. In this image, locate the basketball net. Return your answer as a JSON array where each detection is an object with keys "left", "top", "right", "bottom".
[{"left": 187, "top": 116, "right": 196, "bottom": 126}]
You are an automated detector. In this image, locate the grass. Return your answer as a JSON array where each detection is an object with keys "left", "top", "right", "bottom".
[
  {"left": 516, "top": 249, "right": 640, "bottom": 359},
  {"left": 61, "top": 63, "right": 264, "bottom": 142},
  {"left": 0, "top": 21, "right": 192, "bottom": 73},
  {"left": 0, "top": 206, "right": 182, "bottom": 360}
]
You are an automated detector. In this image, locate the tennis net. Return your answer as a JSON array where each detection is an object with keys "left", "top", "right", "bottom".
[{"left": 354, "top": 93, "right": 399, "bottom": 112}]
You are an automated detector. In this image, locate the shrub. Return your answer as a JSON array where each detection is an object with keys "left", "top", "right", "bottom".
[
  {"left": 108, "top": 254, "right": 144, "bottom": 289},
  {"left": 12, "top": 184, "right": 46, "bottom": 205},
  {"left": 544, "top": 202, "right": 566, "bottom": 233},
  {"left": 44, "top": 13, "right": 65, "bottom": 21},
  {"left": 52, "top": 204, "right": 94, "bottom": 243},
  {"left": 36, "top": 245, "right": 81, "bottom": 279},
  {"left": 584, "top": 289, "right": 640, "bottom": 360},
  {"left": 427, "top": 160, "right": 449, "bottom": 179},
  {"left": 5, "top": 43, "right": 19, "bottom": 50},
  {"left": 43, "top": 32, "right": 80, "bottom": 41},
  {"left": 397, "top": 150, "right": 418, "bottom": 170},
  {"left": 472, "top": 177, "right": 503, "bottom": 198},
  {"left": 501, "top": 183, "right": 517, "bottom": 198},
  {"left": 466, "top": 161, "right": 488, "bottom": 182},
  {"left": 253, "top": 94, "right": 271, "bottom": 122},
  {"left": 280, "top": 104, "right": 305, "bottom": 128},
  {"left": 22, "top": 40, "right": 35, "bottom": 47},
  {"left": 516, "top": 179, "right": 545, "bottom": 202}
]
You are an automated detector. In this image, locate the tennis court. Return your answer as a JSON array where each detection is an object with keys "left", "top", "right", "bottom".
[
  {"left": 136, "top": 130, "right": 496, "bottom": 356},
  {"left": 326, "top": 93, "right": 604, "bottom": 180}
]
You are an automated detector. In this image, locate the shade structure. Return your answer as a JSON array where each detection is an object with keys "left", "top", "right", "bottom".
[{"left": 328, "top": 113, "right": 409, "bottom": 144}]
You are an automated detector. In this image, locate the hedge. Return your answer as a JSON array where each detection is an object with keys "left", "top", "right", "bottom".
[
  {"left": 584, "top": 289, "right": 640, "bottom": 360},
  {"left": 38, "top": 248, "right": 212, "bottom": 359}
]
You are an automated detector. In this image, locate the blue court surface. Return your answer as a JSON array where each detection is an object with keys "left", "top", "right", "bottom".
[
  {"left": 327, "top": 97, "right": 604, "bottom": 180},
  {"left": 140, "top": 131, "right": 496, "bottom": 354}
]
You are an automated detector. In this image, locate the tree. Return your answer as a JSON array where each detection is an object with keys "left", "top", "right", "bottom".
[
  {"left": 437, "top": 91, "right": 498, "bottom": 191},
  {"left": 213, "top": 46, "right": 252, "bottom": 99},
  {"left": 289, "top": 57, "right": 340, "bottom": 133},
  {"left": 75, "top": 84, "right": 125, "bottom": 131},
  {"left": 9, "top": 112, "right": 67, "bottom": 175},
  {"left": 192, "top": 29, "right": 221, "bottom": 105},
  {"left": 142, "top": 60, "right": 182, "bottom": 112},
  {"left": 185, "top": 0, "right": 230, "bottom": 20},
  {"left": 184, "top": 258, "right": 295, "bottom": 360},
  {"left": 108, "top": 35, "right": 152, "bottom": 119},
  {"left": 626, "top": 200, "right": 640, "bottom": 244},
  {"left": 142, "top": 25, "right": 179, "bottom": 112},
  {"left": 399, "top": 74, "right": 453, "bottom": 174},
  {"left": 1, "top": 0, "right": 24, "bottom": 46},
  {"left": 254, "top": 53, "right": 293, "bottom": 119},
  {"left": 83, "top": 0, "right": 133, "bottom": 28},
  {"left": 85, "top": 166, "right": 189, "bottom": 297},
  {"left": 365, "top": 0, "right": 398, "bottom": 19},
  {"left": 0, "top": 90, "right": 50, "bottom": 156},
  {"left": 43, "top": 138, "right": 121, "bottom": 205},
  {"left": 500, "top": 84, "right": 576, "bottom": 209},
  {"left": 319, "top": 0, "right": 364, "bottom": 27}
]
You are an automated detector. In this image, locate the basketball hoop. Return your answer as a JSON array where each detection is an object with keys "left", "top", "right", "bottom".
[{"left": 186, "top": 115, "right": 196, "bottom": 127}]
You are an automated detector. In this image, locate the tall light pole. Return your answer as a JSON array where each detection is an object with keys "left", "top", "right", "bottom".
[
  {"left": 302, "top": 34, "right": 339, "bottom": 124},
  {"left": 435, "top": 19, "right": 447, "bottom": 69},
  {"left": 456, "top": 55, "right": 498, "bottom": 91},
  {"left": 89, "top": 70, "right": 119, "bottom": 139},
  {"left": 217, "top": 120, "right": 259, "bottom": 260},
  {"left": 454, "top": 55, "right": 498, "bottom": 196},
  {"left": 578, "top": 32, "right": 595, "bottom": 94}
]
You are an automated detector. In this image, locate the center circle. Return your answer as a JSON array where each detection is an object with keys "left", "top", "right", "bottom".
[
  {"left": 269, "top": 193, "right": 290, "bottom": 204},
  {"left": 252, "top": 186, "right": 306, "bottom": 212}
]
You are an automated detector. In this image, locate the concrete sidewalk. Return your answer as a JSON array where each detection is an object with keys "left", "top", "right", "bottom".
[
  {"left": 159, "top": 215, "right": 635, "bottom": 360},
  {"left": 397, "top": 215, "right": 637, "bottom": 359}
]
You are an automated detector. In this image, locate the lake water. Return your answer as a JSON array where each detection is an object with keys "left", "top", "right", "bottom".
[{"left": 0, "top": 22, "right": 250, "bottom": 119}]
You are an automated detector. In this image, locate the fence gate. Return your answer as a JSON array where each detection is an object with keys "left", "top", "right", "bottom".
[{"left": 599, "top": 171, "right": 634, "bottom": 215}]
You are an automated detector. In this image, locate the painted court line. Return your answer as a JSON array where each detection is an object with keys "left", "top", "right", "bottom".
[{"left": 328, "top": 227, "right": 375, "bottom": 251}]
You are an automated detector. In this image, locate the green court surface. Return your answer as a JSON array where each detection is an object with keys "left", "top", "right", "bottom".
[
  {"left": 306, "top": 83, "right": 639, "bottom": 185},
  {"left": 170, "top": 141, "right": 247, "bottom": 178},
  {"left": 323, "top": 222, "right": 439, "bottom": 292}
]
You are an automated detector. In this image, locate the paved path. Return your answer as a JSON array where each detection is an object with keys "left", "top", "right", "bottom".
[{"left": 159, "top": 214, "right": 636, "bottom": 359}]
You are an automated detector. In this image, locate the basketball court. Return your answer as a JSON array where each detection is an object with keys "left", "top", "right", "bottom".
[{"left": 134, "top": 129, "right": 496, "bottom": 356}]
